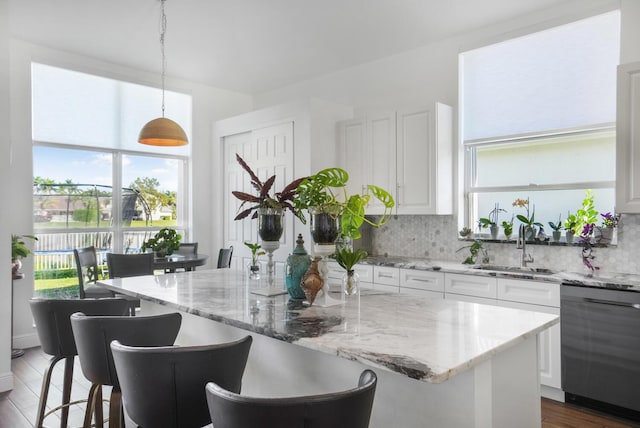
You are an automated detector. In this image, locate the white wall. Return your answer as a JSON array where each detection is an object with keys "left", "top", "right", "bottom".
[
  {"left": 0, "top": 0, "right": 14, "bottom": 393},
  {"left": 6, "top": 39, "right": 252, "bottom": 354},
  {"left": 254, "top": 0, "right": 623, "bottom": 112}
]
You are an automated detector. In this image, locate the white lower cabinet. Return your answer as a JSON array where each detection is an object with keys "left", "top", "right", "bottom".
[
  {"left": 444, "top": 273, "right": 497, "bottom": 299},
  {"left": 443, "top": 274, "right": 562, "bottom": 394},
  {"left": 373, "top": 266, "right": 400, "bottom": 293},
  {"left": 399, "top": 269, "right": 444, "bottom": 298}
]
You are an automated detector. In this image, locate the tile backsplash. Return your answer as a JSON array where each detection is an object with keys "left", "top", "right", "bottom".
[{"left": 368, "top": 214, "right": 640, "bottom": 275}]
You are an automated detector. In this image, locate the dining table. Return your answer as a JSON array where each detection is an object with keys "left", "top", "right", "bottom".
[{"left": 151, "top": 253, "right": 209, "bottom": 272}]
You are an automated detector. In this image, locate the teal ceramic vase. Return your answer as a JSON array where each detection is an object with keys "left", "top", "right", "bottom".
[{"left": 285, "top": 234, "right": 311, "bottom": 299}]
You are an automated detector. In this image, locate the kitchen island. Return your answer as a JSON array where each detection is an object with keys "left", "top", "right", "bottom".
[{"left": 98, "top": 269, "right": 558, "bottom": 428}]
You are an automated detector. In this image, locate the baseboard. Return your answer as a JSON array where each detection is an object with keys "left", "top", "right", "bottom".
[
  {"left": 13, "top": 331, "right": 39, "bottom": 350},
  {"left": 542, "top": 385, "right": 565, "bottom": 402},
  {"left": 0, "top": 371, "right": 14, "bottom": 393}
]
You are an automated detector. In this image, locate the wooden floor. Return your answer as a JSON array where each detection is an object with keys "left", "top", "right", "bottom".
[{"left": 2, "top": 347, "right": 640, "bottom": 428}]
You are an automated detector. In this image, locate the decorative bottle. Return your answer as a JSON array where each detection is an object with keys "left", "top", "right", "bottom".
[{"left": 285, "top": 234, "right": 311, "bottom": 299}]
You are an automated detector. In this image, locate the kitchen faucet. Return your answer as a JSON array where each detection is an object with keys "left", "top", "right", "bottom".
[{"left": 516, "top": 224, "right": 534, "bottom": 268}]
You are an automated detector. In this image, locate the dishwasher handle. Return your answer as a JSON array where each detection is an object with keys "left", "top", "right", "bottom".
[{"left": 584, "top": 297, "right": 640, "bottom": 310}]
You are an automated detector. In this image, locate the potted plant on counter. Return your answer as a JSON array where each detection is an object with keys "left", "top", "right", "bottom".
[
  {"left": 563, "top": 214, "right": 578, "bottom": 244},
  {"left": 334, "top": 247, "right": 368, "bottom": 296},
  {"left": 293, "top": 167, "right": 395, "bottom": 243},
  {"left": 596, "top": 211, "right": 620, "bottom": 244},
  {"left": 12, "top": 234, "right": 37, "bottom": 278},
  {"left": 501, "top": 218, "right": 513, "bottom": 240},
  {"left": 478, "top": 203, "right": 505, "bottom": 239},
  {"left": 548, "top": 215, "right": 563, "bottom": 242},
  {"left": 244, "top": 242, "right": 265, "bottom": 279},
  {"left": 141, "top": 227, "right": 181, "bottom": 257},
  {"left": 231, "top": 154, "right": 307, "bottom": 242},
  {"left": 513, "top": 198, "right": 542, "bottom": 241}
]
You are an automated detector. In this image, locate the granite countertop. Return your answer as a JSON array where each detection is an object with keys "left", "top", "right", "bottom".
[
  {"left": 359, "top": 255, "right": 640, "bottom": 292},
  {"left": 98, "top": 269, "right": 558, "bottom": 384}
]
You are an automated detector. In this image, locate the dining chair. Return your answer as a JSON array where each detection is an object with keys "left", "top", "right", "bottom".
[
  {"left": 111, "top": 335, "right": 252, "bottom": 428},
  {"left": 205, "top": 369, "right": 377, "bottom": 428},
  {"left": 29, "top": 298, "right": 130, "bottom": 428},
  {"left": 165, "top": 242, "right": 199, "bottom": 273},
  {"left": 73, "top": 246, "right": 115, "bottom": 299},
  {"left": 176, "top": 242, "right": 198, "bottom": 255},
  {"left": 71, "top": 312, "right": 182, "bottom": 428},
  {"left": 217, "top": 245, "right": 233, "bottom": 268},
  {"left": 106, "top": 252, "right": 154, "bottom": 278}
]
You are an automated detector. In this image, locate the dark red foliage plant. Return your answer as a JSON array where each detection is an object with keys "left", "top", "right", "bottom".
[{"left": 231, "top": 153, "right": 307, "bottom": 221}]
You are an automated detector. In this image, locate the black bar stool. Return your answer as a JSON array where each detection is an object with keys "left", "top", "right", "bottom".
[
  {"left": 29, "top": 298, "right": 130, "bottom": 428},
  {"left": 70, "top": 311, "right": 182, "bottom": 428},
  {"left": 111, "top": 335, "right": 252, "bottom": 428},
  {"left": 206, "top": 369, "right": 377, "bottom": 428}
]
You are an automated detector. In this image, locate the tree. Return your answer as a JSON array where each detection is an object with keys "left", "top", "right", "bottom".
[{"left": 130, "top": 177, "right": 162, "bottom": 213}]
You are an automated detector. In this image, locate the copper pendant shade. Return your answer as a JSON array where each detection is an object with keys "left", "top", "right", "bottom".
[
  {"left": 138, "top": 0, "right": 188, "bottom": 147},
  {"left": 138, "top": 117, "right": 188, "bottom": 147}
]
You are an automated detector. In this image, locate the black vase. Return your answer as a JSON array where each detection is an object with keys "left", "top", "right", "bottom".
[
  {"left": 258, "top": 207, "right": 284, "bottom": 242},
  {"left": 310, "top": 211, "right": 339, "bottom": 244}
]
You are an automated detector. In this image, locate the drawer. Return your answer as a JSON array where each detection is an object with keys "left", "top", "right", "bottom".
[
  {"left": 400, "top": 269, "right": 444, "bottom": 293},
  {"left": 444, "top": 273, "right": 497, "bottom": 299},
  {"left": 373, "top": 266, "right": 400, "bottom": 286},
  {"left": 497, "top": 278, "right": 560, "bottom": 307}
]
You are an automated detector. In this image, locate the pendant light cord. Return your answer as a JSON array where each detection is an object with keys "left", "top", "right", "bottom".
[{"left": 160, "top": 0, "right": 167, "bottom": 118}]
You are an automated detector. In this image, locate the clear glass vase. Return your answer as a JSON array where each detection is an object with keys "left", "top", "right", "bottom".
[
  {"left": 342, "top": 270, "right": 360, "bottom": 296},
  {"left": 248, "top": 263, "right": 261, "bottom": 280}
]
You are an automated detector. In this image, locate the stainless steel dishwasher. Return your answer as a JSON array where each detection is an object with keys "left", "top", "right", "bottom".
[{"left": 561, "top": 283, "right": 640, "bottom": 419}]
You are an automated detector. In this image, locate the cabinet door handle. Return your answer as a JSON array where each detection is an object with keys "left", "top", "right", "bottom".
[
  {"left": 584, "top": 297, "right": 640, "bottom": 309},
  {"left": 409, "top": 277, "right": 433, "bottom": 283},
  {"left": 378, "top": 272, "right": 394, "bottom": 278}
]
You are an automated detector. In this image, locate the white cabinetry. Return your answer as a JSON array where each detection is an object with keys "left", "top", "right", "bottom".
[
  {"left": 337, "top": 103, "right": 452, "bottom": 215},
  {"left": 444, "top": 273, "right": 497, "bottom": 299},
  {"left": 616, "top": 61, "right": 640, "bottom": 212},
  {"left": 373, "top": 266, "right": 400, "bottom": 292},
  {"left": 399, "top": 269, "right": 444, "bottom": 298},
  {"left": 444, "top": 273, "right": 562, "bottom": 394},
  {"left": 325, "top": 261, "right": 373, "bottom": 291}
]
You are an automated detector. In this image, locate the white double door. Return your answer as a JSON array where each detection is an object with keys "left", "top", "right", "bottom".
[{"left": 223, "top": 122, "right": 295, "bottom": 275}]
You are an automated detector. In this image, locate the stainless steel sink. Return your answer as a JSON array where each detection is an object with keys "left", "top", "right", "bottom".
[{"left": 472, "top": 265, "right": 555, "bottom": 275}]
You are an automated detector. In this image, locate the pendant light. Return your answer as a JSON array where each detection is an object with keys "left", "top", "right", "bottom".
[{"left": 138, "top": 0, "right": 188, "bottom": 147}]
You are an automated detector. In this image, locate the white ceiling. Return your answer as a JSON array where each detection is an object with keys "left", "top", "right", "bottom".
[{"left": 9, "top": 0, "right": 571, "bottom": 95}]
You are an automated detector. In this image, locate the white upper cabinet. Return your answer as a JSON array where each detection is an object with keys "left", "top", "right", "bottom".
[
  {"left": 616, "top": 62, "right": 640, "bottom": 213},
  {"left": 337, "top": 103, "right": 452, "bottom": 215}
]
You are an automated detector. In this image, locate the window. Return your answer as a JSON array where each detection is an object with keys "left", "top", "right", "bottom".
[
  {"left": 460, "top": 11, "right": 620, "bottom": 238},
  {"left": 31, "top": 63, "right": 191, "bottom": 295}
]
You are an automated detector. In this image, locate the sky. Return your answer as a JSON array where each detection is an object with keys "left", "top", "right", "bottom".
[{"left": 33, "top": 146, "right": 180, "bottom": 192}]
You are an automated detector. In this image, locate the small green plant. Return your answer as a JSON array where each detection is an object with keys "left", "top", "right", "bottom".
[
  {"left": 334, "top": 247, "right": 368, "bottom": 272},
  {"left": 501, "top": 218, "right": 514, "bottom": 237},
  {"left": 12, "top": 234, "right": 38, "bottom": 260},
  {"left": 478, "top": 203, "right": 505, "bottom": 229},
  {"left": 548, "top": 214, "right": 563, "bottom": 231},
  {"left": 456, "top": 240, "right": 488, "bottom": 265},
  {"left": 141, "top": 227, "right": 181, "bottom": 257},
  {"left": 564, "top": 213, "right": 578, "bottom": 232},
  {"left": 459, "top": 227, "right": 472, "bottom": 238},
  {"left": 244, "top": 242, "right": 266, "bottom": 266},
  {"left": 574, "top": 189, "right": 599, "bottom": 234},
  {"left": 514, "top": 198, "right": 543, "bottom": 231}
]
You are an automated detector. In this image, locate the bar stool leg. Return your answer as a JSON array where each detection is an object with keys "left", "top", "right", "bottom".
[
  {"left": 84, "top": 383, "right": 102, "bottom": 428},
  {"left": 59, "top": 357, "right": 74, "bottom": 428},
  {"left": 94, "top": 387, "right": 104, "bottom": 428},
  {"left": 35, "top": 355, "right": 63, "bottom": 428},
  {"left": 108, "top": 387, "right": 123, "bottom": 428}
]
